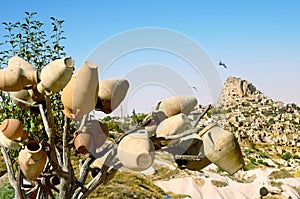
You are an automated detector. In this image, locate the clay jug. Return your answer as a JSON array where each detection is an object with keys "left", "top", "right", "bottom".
[
  {"left": 0, "top": 65, "right": 38, "bottom": 91},
  {"left": 172, "top": 134, "right": 212, "bottom": 171},
  {"left": 18, "top": 141, "right": 47, "bottom": 180},
  {"left": 37, "top": 57, "right": 74, "bottom": 95},
  {"left": 156, "top": 113, "right": 189, "bottom": 138},
  {"left": 95, "top": 78, "right": 129, "bottom": 114},
  {"left": 154, "top": 95, "right": 197, "bottom": 117},
  {"left": 85, "top": 120, "right": 108, "bottom": 149},
  {"left": 8, "top": 56, "right": 37, "bottom": 72},
  {"left": 0, "top": 130, "right": 22, "bottom": 150},
  {"left": 0, "top": 119, "right": 27, "bottom": 141},
  {"left": 8, "top": 56, "right": 40, "bottom": 86},
  {"left": 61, "top": 61, "right": 99, "bottom": 120},
  {"left": 200, "top": 123, "right": 244, "bottom": 175},
  {"left": 143, "top": 111, "right": 167, "bottom": 137},
  {"left": 117, "top": 130, "right": 155, "bottom": 171},
  {"left": 74, "top": 129, "right": 95, "bottom": 154},
  {"left": 10, "top": 87, "right": 45, "bottom": 112}
]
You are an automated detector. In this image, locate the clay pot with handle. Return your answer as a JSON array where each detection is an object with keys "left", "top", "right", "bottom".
[
  {"left": 37, "top": 57, "right": 74, "bottom": 95},
  {"left": 199, "top": 123, "right": 244, "bottom": 175},
  {"left": 61, "top": 61, "right": 99, "bottom": 120},
  {"left": 117, "top": 130, "right": 155, "bottom": 171},
  {"left": 74, "top": 128, "right": 95, "bottom": 154},
  {"left": 10, "top": 86, "right": 45, "bottom": 112},
  {"left": 18, "top": 141, "right": 48, "bottom": 180},
  {"left": 154, "top": 95, "right": 197, "bottom": 117},
  {"left": 156, "top": 113, "right": 189, "bottom": 138},
  {"left": 95, "top": 78, "right": 129, "bottom": 114},
  {"left": 0, "top": 65, "right": 38, "bottom": 91},
  {"left": 143, "top": 110, "right": 168, "bottom": 137},
  {"left": 85, "top": 120, "right": 109, "bottom": 149}
]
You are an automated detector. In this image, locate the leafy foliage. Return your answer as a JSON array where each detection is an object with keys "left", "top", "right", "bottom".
[
  {"left": 0, "top": 12, "right": 74, "bottom": 155},
  {"left": 0, "top": 182, "right": 14, "bottom": 199}
]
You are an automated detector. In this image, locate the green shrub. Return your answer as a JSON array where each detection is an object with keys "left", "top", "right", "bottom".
[
  {"left": 243, "top": 163, "right": 256, "bottom": 171},
  {"left": 281, "top": 152, "right": 292, "bottom": 161},
  {"left": 0, "top": 182, "right": 14, "bottom": 199}
]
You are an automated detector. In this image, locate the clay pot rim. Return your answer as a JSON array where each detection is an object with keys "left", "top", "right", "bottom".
[
  {"left": 0, "top": 119, "right": 9, "bottom": 131},
  {"left": 85, "top": 61, "right": 98, "bottom": 69},
  {"left": 25, "top": 141, "right": 43, "bottom": 153},
  {"left": 64, "top": 57, "right": 74, "bottom": 68}
]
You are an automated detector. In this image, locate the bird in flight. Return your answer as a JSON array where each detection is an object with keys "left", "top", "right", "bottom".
[
  {"left": 219, "top": 61, "right": 227, "bottom": 68},
  {"left": 188, "top": 86, "right": 198, "bottom": 91}
]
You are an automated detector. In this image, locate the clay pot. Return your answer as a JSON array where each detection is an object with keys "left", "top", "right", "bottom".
[
  {"left": 0, "top": 65, "right": 38, "bottom": 91},
  {"left": 117, "top": 130, "right": 155, "bottom": 171},
  {"left": 37, "top": 57, "right": 74, "bottom": 95},
  {"left": 61, "top": 61, "right": 99, "bottom": 120},
  {"left": 144, "top": 111, "right": 167, "bottom": 137},
  {"left": 10, "top": 86, "right": 45, "bottom": 112},
  {"left": 156, "top": 113, "right": 189, "bottom": 138},
  {"left": 172, "top": 135, "right": 212, "bottom": 171},
  {"left": 0, "top": 130, "right": 22, "bottom": 150},
  {"left": 0, "top": 119, "right": 27, "bottom": 141},
  {"left": 96, "top": 78, "right": 129, "bottom": 114},
  {"left": 85, "top": 120, "right": 108, "bottom": 149},
  {"left": 8, "top": 56, "right": 37, "bottom": 72},
  {"left": 154, "top": 95, "right": 197, "bottom": 117},
  {"left": 74, "top": 130, "right": 94, "bottom": 154},
  {"left": 200, "top": 123, "right": 244, "bottom": 175},
  {"left": 18, "top": 141, "right": 47, "bottom": 180}
]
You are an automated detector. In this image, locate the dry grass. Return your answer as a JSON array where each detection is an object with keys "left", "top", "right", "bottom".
[
  {"left": 269, "top": 169, "right": 293, "bottom": 179},
  {"left": 211, "top": 180, "right": 228, "bottom": 187},
  {"left": 0, "top": 154, "right": 7, "bottom": 177},
  {"left": 89, "top": 171, "right": 166, "bottom": 198}
]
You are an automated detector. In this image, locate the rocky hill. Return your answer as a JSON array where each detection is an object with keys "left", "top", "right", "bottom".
[{"left": 213, "top": 76, "right": 300, "bottom": 148}]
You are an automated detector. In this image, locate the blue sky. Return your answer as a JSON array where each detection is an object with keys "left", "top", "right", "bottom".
[{"left": 1, "top": 1, "right": 300, "bottom": 113}]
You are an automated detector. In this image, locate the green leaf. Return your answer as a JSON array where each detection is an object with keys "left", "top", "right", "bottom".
[{"left": 25, "top": 17, "right": 30, "bottom": 24}]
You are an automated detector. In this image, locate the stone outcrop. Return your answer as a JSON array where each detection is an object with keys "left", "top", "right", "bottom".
[{"left": 210, "top": 76, "right": 300, "bottom": 148}]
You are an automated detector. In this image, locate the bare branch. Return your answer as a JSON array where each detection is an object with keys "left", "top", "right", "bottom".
[
  {"left": 41, "top": 96, "right": 68, "bottom": 179},
  {"left": 0, "top": 147, "right": 22, "bottom": 198},
  {"left": 80, "top": 147, "right": 118, "bottom": 199},
  {"left": 10, "top": 96, "right": 40, "bottom": 108}
]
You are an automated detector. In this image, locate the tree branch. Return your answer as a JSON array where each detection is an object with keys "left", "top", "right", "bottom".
[
  {"left": 0, "top": 147, "right": 22, "bottom": 198},
  {"left": 10, "top": 96, "right": 40, "bottom": 108},
  {"left": 40, "top": 96, "right": 68, "bottom": 179},
  {"left": 80, "top": 147, "right": 117, "bottom": 199}
]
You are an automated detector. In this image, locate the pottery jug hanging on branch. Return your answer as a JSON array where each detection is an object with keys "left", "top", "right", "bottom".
[
  {"left": 154, "top": 95, "right": 197, "bottom": 117},
  {"left": 18, "top": 141, "right": 48, "bottom": 180},
  {"left": 95, "top": 78, "right": 129, "bottom": 114},
  {"left": 74, "top": 128, "right": 95, "bottom": 154},
  {"left": 0, "top": 56, "right": 40, "bottom": 91},
  {"left": 0, "top": 119, "right": 28, "bottom": 141},
  {"left": 37, "top": 57, "right": 74, "bottom": 95},
  {"left": 199, "top": 123, "right": 244, "bottom": 175},
  {"left": 8, "top": 56, "right": 38, "bottom": 72},
  {"left": 61, "top": 61, "right": 99, "bottom": 120},
  {"left": 85, "top": 120, "right": 109, "bottom": 149},
  {"left": 117, "top": 130, "right": 155, "bottom": 171},
  {"left": 156, "top": 113, "right": 189, "bottom": 138},
  {"left": 10, "top": 86, "right": 45, "bottom": 112},
  {"left": 0, "top": 65, "right": 39, "bottom": 91},
  {"left": 143, "top": 110, "right": 167, "bottom": 137}
]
